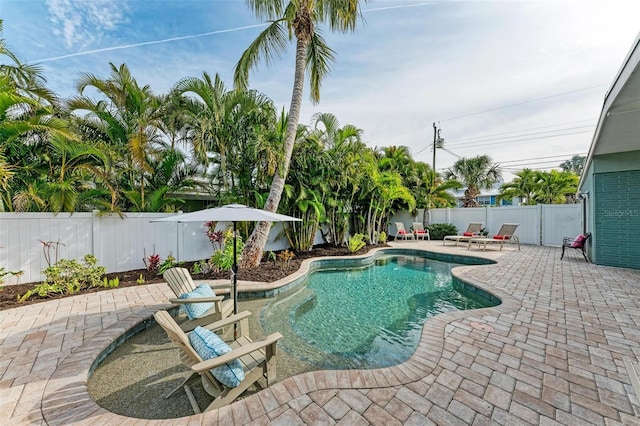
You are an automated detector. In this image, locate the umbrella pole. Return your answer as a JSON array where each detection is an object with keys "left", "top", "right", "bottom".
[{"left": 232, "top": 221, "right": 238, "bottom": 339}]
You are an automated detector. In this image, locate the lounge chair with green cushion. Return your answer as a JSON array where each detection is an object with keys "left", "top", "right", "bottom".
[
  {"left": 443, "top": 222, "right": 484, "bottom": 246},
  {"left": 154, "top": 309, "right": 282, "bottom": 413}
]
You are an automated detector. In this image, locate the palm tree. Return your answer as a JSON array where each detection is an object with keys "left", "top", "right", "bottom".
[
  {"left": 68, "top": 63, "right": 165, "bottom": 210},
  {"left": 310, "top": 112, "right": 364, "bottom": 246},
  {"left": 234, "top": 0, "right": 368, "bottom": 267},
  {"left": 533, "top": 169, "right": 578, "bottom": 204},
  {"left": 363, "top": 169, "right": 415, "bottom": 244},
  {"left": 498, "top": 168, "right": 539, "bottom": 205},
  {"left": 378, "top": 145, "right": 414, "bottom": 177},
  {"left": 445, "top": 155, "right": 501, "bottom": 207},
  {"left": 411, "top": 162, "right": 461, "bottom": 225},
  {"left": 1, "top": 29, "right": 80, "bottom": 212},
  {"left": 173, "top": 72, "right": 277, "bottom": 204}
]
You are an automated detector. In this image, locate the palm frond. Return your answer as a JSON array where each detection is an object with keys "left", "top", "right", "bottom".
[
  {"left": 234, "top": 21, "right": 289, "bottom": 90},
  {"left": 306, "top": 31, "right": 335, "bottom": 103}
]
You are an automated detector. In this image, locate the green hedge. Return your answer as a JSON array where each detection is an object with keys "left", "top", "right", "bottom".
[{"left": 428, "top": 223, "right": 458, "bottom": 240}]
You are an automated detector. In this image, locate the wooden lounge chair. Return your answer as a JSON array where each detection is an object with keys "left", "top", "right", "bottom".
[
  {"left": 561, "top": 233, "right": 591, "bottom": 262},
  {"left": 412, "top": 222, "right": 430, "bottom": 240},
  {"left": 442, "top": 222, "right": 484, "bottom": 246},
  {"left": 468, "top": 223, "right": 520, "bottom": 251},
  {"left": 395, "top": 222, "right": 414, "bottom": 241},
  {"left": 163, "top": 267, "right": 234, "bottom": 331},
  {"left": 154, "top": 309, "right": 283, "bottom": 413}
]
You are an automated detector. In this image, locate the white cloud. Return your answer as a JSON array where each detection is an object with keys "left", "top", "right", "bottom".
[{"left": 45, "top": 0, "right": 129, "bottom": 49}]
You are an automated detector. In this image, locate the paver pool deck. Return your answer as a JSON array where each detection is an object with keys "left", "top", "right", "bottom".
[{"left": 1, "top": 241, "right": 639, "bottom": 425}]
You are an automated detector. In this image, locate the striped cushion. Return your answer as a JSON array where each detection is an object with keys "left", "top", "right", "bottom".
[{"left": 189, "top": 326, "right": 244, "bottom": 388}]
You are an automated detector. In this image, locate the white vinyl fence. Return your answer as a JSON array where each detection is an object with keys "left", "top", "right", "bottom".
[
  {"left": 1, "top": 204, "right": 582, "bottom": 286},
  {"left": 392, "top": 204, "right": 582, "bottom": 247},
  {"left": 0, "top": 212, "right": 294, "bottom": 285}
]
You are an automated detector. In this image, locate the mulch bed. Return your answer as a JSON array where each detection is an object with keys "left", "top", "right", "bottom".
[{"left": 0, "top": 243, "right": 388, "bottom": 311}]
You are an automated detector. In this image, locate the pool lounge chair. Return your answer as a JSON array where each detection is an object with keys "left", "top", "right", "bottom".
[
  {"left": 468, "top": 223, "right": 520, "bottom": 251},
  {"left": 395, "top": 222, "right": 414, "bottom": 241},
  {"left": 154, "top": 309, "right": 283, "bottom": 413},
  {"left": 442, "top": 222, "right": 484, "bottom": 246},
  {"left": 164, "top": 267, "right": 234, "bottom": 332},
  {"left": 413, "top": 222, "right": 430, "bottom": 240}
]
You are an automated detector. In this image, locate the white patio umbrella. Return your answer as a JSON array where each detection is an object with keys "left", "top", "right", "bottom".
[{"left": 151, "top": 204, "right": 301, "bottom": 320}]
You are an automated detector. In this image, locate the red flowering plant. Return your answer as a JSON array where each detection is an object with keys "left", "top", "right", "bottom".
[
  {"left": 204, "top": 221, "right": 224, "bottom": 251},
  {"left": 145, "top": 254, "right": 161, "bottom": 271}
]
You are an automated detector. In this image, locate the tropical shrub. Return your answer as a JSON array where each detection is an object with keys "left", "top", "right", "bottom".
[
  {"left": 211, "top": 231, "right": 244, "bottom": 271},
  {"left": 158, "top": 255, "right": 178, "bottom": 274},
  {"left": 191, "top": 259, "right": 214, "bottom": 275},
  {"left": 347, "top": 233, "right": 366, "bottom": 253},
  {"left": 427, "top": 223, "right": 458, "bottom": 240},
  {"left": 277, "top": 250, "right": 295, "bottom": 269},
  {"left": 0, "top": 267, "right": 21, "bottom": 285},
  {"left": 19, "top": 255, "right": 106, "bottom": 301}
]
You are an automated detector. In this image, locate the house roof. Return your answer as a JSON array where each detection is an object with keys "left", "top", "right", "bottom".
[{"left": 580, "top": 32, "right": 640, "bottom": 189}]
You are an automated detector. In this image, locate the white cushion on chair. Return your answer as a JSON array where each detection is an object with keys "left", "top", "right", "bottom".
[
  {"left": 178, "top": 283, "right": 215, "bottom": 319},
  {"left": 189, "top": 326, "right": 244, "bottom": 387}
]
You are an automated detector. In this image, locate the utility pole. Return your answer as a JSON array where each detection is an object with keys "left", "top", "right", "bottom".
[
  {"left": 432, "top": 122, "right": 444, "bottom": 172},
  {"left": 432, "top": 122, "right": 437, "bottom": 172}
]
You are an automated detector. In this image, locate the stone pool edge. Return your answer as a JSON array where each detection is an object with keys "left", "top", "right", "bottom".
[{"left": 40, "top": 247, "right": 521, "bottom": 424}]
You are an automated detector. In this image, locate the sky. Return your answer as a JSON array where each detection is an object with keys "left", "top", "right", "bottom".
[{"left": 2, "top": 0, "right": 639, "bottom": 181}]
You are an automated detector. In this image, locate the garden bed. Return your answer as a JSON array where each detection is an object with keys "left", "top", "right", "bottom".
[{"left": 0, "top": 243, "right": 388, "bottom": 310}]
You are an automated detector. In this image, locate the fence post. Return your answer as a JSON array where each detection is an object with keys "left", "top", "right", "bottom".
[
  {"left": 537, "top": 204, "right": 543, "bottom": 245},
  {"left": 485, "top": 206, "right": 490, "bottom": 231},
  {"left": 91, "top": 210, "right": 99, "bottom": 260}
]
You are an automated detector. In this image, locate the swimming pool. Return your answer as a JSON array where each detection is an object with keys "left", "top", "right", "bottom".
[{"left": 262, "top": 252, "right": 499, "bottom": 369}]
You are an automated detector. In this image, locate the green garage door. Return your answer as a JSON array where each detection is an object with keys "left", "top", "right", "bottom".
[{"left": 594, "top": 170, "right": 640, "bottom": 269}]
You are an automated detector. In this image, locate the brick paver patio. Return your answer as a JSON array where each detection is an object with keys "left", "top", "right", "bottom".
[{"left": 1, "top": 242, "right": 639, "bottom": 425}]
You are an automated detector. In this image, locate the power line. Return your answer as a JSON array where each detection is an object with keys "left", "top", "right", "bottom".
[
  {"left": 432, "top": 151, "right": 586, "bottom": 171},
  {"left": 446, "top": 130, "right": 592, "bottom": 150},
  {"left": 446, "top": 126, "right": 594, "bottom": 148},
  {"left": 499, "top": 153, "right": 587, "bottom": 165},
  {"left": 409, "top": 119, "right": 595, "bottom": 156},
  {"left": 439, "top": 84, "right": 607, "bottom": 122},
  {"left": 447, "top": 119, "right": 596, "bottom": 143},
  {"left": 501, "top": 159, "right": 580, "bottom": 168}
]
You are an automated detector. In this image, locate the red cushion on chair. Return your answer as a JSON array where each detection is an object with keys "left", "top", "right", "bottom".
[
  {"left": 493, "top": 235, "right": 510, "bottom": 240},
  {"left": 415, "top": 230, "right": 427, "bottom": 234},
  {"left": 398, "top": 230, "right": 406, "bottom": 234},
  {"left": 463, "top": 232, "right": 475, "bottom": 237},
  {"left": 571, "top": 234, "right": 587, "bottom": 248}
]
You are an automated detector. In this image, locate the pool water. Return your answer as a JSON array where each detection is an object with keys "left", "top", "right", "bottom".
[{"left": 262, "top": 254, "right": 498, "bottom": 369}]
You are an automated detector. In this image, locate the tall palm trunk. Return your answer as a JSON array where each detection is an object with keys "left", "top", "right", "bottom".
[
  {"left": 240, "top": 34, "right": 309, "bottom": 268},
  {"left": 422, "top": 208, "right": 431, "bottom": 226}
]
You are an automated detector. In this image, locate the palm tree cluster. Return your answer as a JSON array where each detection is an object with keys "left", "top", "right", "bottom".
[
  {"left": 498, "top": 168, "right": 579, "bottom": 205},
  {"left": 1, "top": 0, "right": 579, "bottom": 264},
  {"left": 0, "top": 21, "right": 458, "bottom": 245}
]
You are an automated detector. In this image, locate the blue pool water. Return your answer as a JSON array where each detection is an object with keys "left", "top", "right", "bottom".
[{"left": 262, "top": 253, "right": 498, "bottom": 370}]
